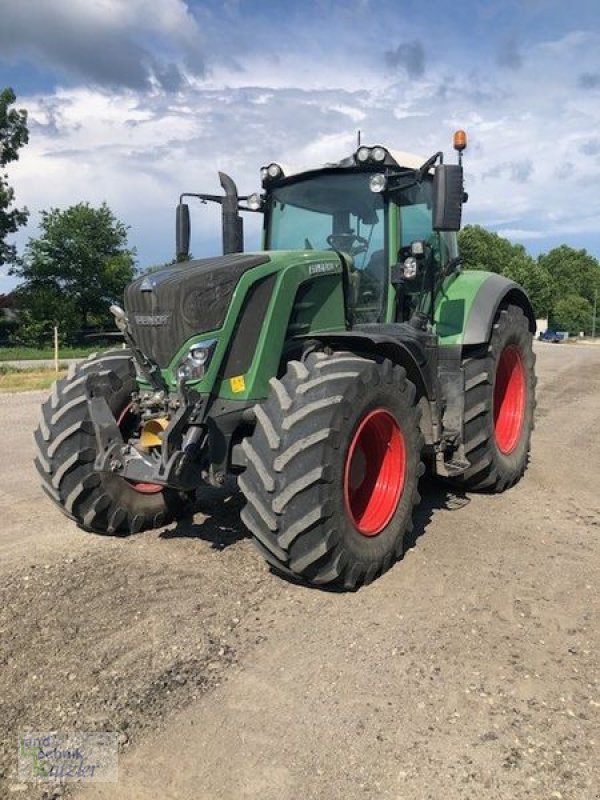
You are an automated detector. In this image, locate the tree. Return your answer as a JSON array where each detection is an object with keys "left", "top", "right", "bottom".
[
  {"left": 502, "top": 255, "right": 552, "bottom": 319},
  {"left": 0, "top": 88, "right": 29, "bottom": 266},
  {"left": 551, "top": 294, "right": 592, "bottom": 335},
  {"left": 458, "top": 224, "right": 552, "bottom": 317},
  {"left": 12, "top": 202, "right": 136, "bottom": 345},
  {"left": 458, "top": 225, "right": 522, "bottom": 275},
  {"left": 538, "top": 245, "right": 600, "bottom": 310}
]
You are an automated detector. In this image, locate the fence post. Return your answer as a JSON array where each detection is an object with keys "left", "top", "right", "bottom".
[{"left": 54, "top": 325, "right": 59, "bottom": 373}]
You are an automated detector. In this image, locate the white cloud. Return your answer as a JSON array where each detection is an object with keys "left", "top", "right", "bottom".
[
  {"left": 3, "top": 20, "right": 600, "bottom": 292},
  {"left": 0, "top": 0, "right": 204, "bottom": 90}
]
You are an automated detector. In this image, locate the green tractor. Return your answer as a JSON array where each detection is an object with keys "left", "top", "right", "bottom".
[{"left": 35, "top": 131, "right": 536, "bottom": 589}]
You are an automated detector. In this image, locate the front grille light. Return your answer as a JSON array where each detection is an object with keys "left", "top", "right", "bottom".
[{"left": 177, "top": 339, "right": 218, "bottom": 383}]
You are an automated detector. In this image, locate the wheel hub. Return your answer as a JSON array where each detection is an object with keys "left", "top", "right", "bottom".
[
  {"left": 494, "top": 344, "right": 526, "bottom": 454},
  {"left": 343, "top": 408, "right": 406, "bottom": 536}
]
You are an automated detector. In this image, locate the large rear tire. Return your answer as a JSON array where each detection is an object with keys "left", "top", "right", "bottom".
[
  {"left": 456, "top": 304, "right": 536, "bottom": 491},
  {"left": 34, "top": 350, "right": 191, "bottom": 534},
  {"left": 239, "top": 352, "right": 424, "bottom": 589}
]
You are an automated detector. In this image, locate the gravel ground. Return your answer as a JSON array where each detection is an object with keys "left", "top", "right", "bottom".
[{"left": 1, "top": 342, "right": 599, "bottom": 800}]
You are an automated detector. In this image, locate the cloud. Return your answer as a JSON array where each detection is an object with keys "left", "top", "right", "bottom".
[
  {"left": 554, "top": 161, "right": 574, "bottom": 179},
  {"left": 383, "top": 41, "right": 425, "bottom": 78},
  {"left": 496, "top": 36, "right": 523, "bottom": 70},
  {"left": 579, "top": 138, "right": 600, "bottom": 156},
  {"left": 482, "top": 160, "right": 534, "bottom": 183},
  {"left": 154, "top": 63, "right": 187, "bottom": 93},
  {"left": 4, "top": 9, "right": 600, "bottom": 284},
  {"left": 0, "top": 0, "right": 204, "bottom": 92},
  {"left": 578, "top": 72, "right": 600, "bottom": 89}
]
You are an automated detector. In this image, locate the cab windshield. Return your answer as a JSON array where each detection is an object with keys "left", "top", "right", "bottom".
[{"left": 266, "top": 172, "right": 386, "bottom": 322}]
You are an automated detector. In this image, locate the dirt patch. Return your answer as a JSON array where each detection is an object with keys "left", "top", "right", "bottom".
[
  {"left": 0, "top": 492, "right": 279, "bottom": 796},
  {"left": 2, "top": 344, "right": 600, "bottom": 800}
]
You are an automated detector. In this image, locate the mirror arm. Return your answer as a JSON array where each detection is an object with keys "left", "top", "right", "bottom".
[
  {"left": 417, "top": 151, "right": 443, "bottom": 182},
  {"left": 180, "top": 192, "right": 224, "bottom": 205}
]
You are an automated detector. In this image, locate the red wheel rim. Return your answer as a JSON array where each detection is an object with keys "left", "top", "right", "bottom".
[
  {"left": 494, "top": 345, "right": 526, "bottom": 454},
  {"left": 343, "top": 408, "right": 406, "bottom": 536},
  {"left": 116, "top": 404, "right": 163, "bottom": 494}
]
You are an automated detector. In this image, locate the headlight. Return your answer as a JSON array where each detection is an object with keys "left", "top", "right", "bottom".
[
  {"left": 356, "top": 146, "right": 371, "bottom": 163},
  {"left": 403, "top": 256, "right": 418, "bottom": 280},
  {"left": 369, "top": 173, "right": 387, "bottom": 193},
  {"left": 267, "top": 163, "right": 282, "bottom": 178},
  {"left": 246, "top": 192, "right": 262, "bottom": 211},
  {"left": 177, "top": 339, "right": 217, "bottom": 382},
  {"left": 371, "top": 146, "right": 387, "bottom": 162}
]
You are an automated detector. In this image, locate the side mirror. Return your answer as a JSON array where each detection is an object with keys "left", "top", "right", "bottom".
[
  {"left": 432, "top": 164, "right": 464, "bottom": 231},
  {"left": 176, "top": 202, "right": 190, "bottom": 259}
]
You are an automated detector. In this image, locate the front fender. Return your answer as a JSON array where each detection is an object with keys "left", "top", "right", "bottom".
[
  {"left": 292, "top": 330, "right": 434, "bottom": 401},
  {"left": 435, "top": 270, "right": 536, "bottom": 347}
]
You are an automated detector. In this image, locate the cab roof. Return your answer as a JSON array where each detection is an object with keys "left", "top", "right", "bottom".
[{"left": 264, "top": 147, "right": 428, "bottom": 184}]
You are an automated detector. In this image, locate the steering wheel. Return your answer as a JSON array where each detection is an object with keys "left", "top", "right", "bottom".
[{"left": 326, "top": 232, "right": 369, "bottom": 256}]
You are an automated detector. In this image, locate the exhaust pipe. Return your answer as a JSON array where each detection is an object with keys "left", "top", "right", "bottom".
[
  {"left": 219, "top": 172, "right": 244, "bottom": 255},
  {"left": 175, "top": 172, "right": 244, "bottom": 260}
]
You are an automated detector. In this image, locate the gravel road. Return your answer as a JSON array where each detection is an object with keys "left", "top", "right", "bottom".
[{"left": 1, "top": 342, "right": 599, "bottom": 800}]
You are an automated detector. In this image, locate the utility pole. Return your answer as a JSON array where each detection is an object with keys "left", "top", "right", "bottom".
[{"left": 592, "top": 288, "right": 598, "bottom": 340}]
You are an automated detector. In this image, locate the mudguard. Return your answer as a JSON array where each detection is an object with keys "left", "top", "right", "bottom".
[
  {"left": 435, "top": 270, "right": 536, "bottom": 347},
  {"left": 293, "top": 329, "right": 435, "bottom": 400}
]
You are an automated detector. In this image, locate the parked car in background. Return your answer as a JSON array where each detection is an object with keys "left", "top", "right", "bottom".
[{"left": 539, "top": 329, "right": 564, "bottom": 343}]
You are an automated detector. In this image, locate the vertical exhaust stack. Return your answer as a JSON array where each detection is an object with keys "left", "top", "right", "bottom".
[{"left": 219, "top": 172, "right": 244, "bottom": 254}]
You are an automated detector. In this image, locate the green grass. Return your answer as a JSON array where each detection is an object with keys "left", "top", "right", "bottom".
[
  {"left": 0, "top": 364, "right": 67, "bottom": 392},
  {"left": 0, "top": 345, "right": 103, "bottom": 361}
]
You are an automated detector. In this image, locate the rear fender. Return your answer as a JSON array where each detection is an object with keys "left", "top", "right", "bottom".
[
  {"left": 436, "top": 271, "right": 536, "bottom": 347},
  {"left": 463, "top": 274, "right": 536, "bottom": 346}
]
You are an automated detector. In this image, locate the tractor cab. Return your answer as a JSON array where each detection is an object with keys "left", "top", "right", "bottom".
[
  {"left": 176, "top": 134, "right": 466, "bottom": 335},
  {"left": 258, "top": 152, "right": 462, "bottom": 328}
]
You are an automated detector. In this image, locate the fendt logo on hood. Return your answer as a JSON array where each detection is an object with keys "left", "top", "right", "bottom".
[
  {"left": 133, "top": 313, "right": 171, "bottom": 327},
  {"left": 308, "top": 262, "right": 340, "bottom": 276}
]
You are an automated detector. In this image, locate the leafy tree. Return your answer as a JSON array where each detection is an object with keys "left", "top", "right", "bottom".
[
  {"left": 0, "top": 88, "right": 29, "bottom": 266},
  {"left": 551, "top": 294, "right": 593, "bottom": 335},
  {"left": 458, "top": 225, "right": 523, "bottom": 274},
  {"left": 458, "top": 224, "right": 552, "bottom": 317},
  {"left": 502, "top": 255, "right": 552, "bottom": 319},
  {"left": 538, "top": 245, "right": 600, "bottom": 309},
  {"left": 12, "top": 202, "right": 136, "bottom": 345}
]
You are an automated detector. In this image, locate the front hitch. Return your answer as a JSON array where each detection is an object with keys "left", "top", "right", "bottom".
[{"left": 85, "top": 373, "right": 206, "bottom": 492}]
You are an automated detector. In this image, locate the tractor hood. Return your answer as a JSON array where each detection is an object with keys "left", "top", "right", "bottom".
[{"left": 124, "top": 253, "right": 270, "bottom": 368}]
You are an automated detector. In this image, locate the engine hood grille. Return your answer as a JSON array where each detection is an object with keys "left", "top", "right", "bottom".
[{"left": 124, "top": 253, "right": 270, "bottom": 368}]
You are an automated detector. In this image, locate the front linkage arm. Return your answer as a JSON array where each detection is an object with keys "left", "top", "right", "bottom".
[{"left": 85, "top": 372, "right": 206, "bottom": 492}]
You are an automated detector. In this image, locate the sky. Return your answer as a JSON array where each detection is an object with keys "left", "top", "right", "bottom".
[{"left": 1, "top": 0, "right": 600, "bottom": 292}]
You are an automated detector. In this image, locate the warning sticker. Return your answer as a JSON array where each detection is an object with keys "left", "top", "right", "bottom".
[{"left": 229, "top": 375, "right": 246, "bottom": 393}]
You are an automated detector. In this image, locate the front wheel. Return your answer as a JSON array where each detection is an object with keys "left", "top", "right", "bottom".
[
  {"left": 34, "top": 350, "right": 191, "bottom": 534},
  {"left": 239, "top": 352, "right": 424, "bottom": 590},
  {"left": 456, "top": 304, "right": 536, "bottom": 491}
]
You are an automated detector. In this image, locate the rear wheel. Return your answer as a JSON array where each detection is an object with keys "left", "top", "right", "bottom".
[
  {"left": 456, "top": 304, "right": 536, "bottom": 491},
  {"left": 239, "top": 352, "right": 424, "bottom": 589},
  {"left": 34, "top": 350, "right": 191, "bottom": 534}
]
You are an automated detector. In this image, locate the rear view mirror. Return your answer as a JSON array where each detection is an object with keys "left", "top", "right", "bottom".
[
  {"left": 432, "top": 164, "right": 464, "bottom": 231},
  {"left": 176, "top": 202, "right": 190, "bottom": 259}
]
